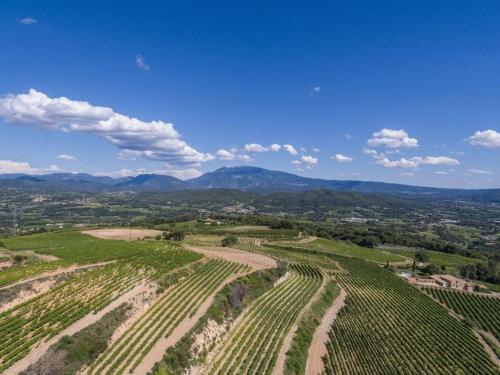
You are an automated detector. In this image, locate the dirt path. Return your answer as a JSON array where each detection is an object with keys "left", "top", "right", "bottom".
[
  {"left": 131, "top": 271, "right": 249, "bottom": 375},
  {"left": 0, "top": 261, "right": 113, "bottom": 291},
  {"left": 4, "top": 282, "right": 149, "bottom": 375},
  {"left": 306, "top": 287, "right": 347, "bottom": 375},
  {"left": 272, "top": 271, "right": 327, "bottom": 375},
  {"left": 184, "top": 244, "right": 277, "bottom": 270},
  {"left": 83, "top": 228, "right": 162, "bottom": 241},
  {"left": 474, "top": 331, "right": 500, "bottom": 368},
  {"left": 298, "top": 236, "right": 318, "bottom": 243}
]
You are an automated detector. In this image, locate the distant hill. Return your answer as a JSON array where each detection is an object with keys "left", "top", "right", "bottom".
[{"left": 0, "top": 166, "right": 498, "bottom": 202}]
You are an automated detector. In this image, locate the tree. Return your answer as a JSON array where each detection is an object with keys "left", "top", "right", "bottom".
[
  {"left": 221, "top": 235, "right": 238, "bottom": 247},
  {"left": 414, "top": 250, "right": 429, "bottom": 263},
  {"left": 163, "top": 231, "right": 185, "bottom": 241}
]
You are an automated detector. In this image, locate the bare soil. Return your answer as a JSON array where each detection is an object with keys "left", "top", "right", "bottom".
[
  {"left": 130, "top": 271, "right": 246, "bottom": 375},
  {"left": 272, "top": 272, "right": 327, "bottom": 375},
  {"left": 82, "top": 228, "right": 163, "bottom": 241},
  {"left": 306, "top": 287, "right": 347, "bottom": 375},
  {"left": 184, "top": 244, "right": 277, "bottom": 270},
  {"left": 4, "top": 282, "right": 148, "bottom": 375}
]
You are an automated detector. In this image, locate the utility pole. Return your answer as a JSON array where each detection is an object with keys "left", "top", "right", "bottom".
[{"left": 12, "top": 206, "right": 22, "bottom": 237}]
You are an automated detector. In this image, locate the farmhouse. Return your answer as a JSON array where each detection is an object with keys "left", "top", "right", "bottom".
[{"left": 402, "top": 273, "right": 474, "bottom": 292}]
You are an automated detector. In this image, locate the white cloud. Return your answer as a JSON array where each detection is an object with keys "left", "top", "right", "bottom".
[
  {"left": 117, "top": 150, "right": 141, "bottom": 161},
  {"left": 312, "top": 148, "right": 321, "bottom": 153},
  {"left": 19, "top": 18, "right": 37, "bottom": 25},
  {"left": 363, "top": 148, "right": 385, "bottom": 159},
  {"left": 376, "top": 157, "right": 420, "bottom": 169},
  {"left": 216, "top": 149, "right": 236, "bottom": 160},
  {"left": 244, "top": 143, "right": 269, "bottom": 153},
  {"left": 465, "top": 168, "right": 492, "bottom": 176},
  {"left": 57, "top": 154, "right": 78, "bottom": 162},
  {"left": 292, "top": 155, "right": 318, "bottom": 169},
  {"left": 467, "top": 130, "right": 500, "bottom": 148},
  {"left": 237, "top": 154, "right": 253, "bottom": 162},
  {"left": 332, "top": 154, "right": 353, "bottom": 163},
  {"left": 399, "top": 172, "right": 414, "bottom": 177},
  {"left": 96, "top": 168, "right": 147, "bottom": 178},
  {"left": 310, "top": 86, "right": 321, "bottom": 96},
  {"left": 0, "top": 89, "right": 213, "bottom": 177},
  {"left": 269, "top": 144, "right": 282, "bottom": 152},
  {"left": 136, "top": 54, "right": 150, "bottom": 70},
  {"left": 344, "top": 133, "right": 353, "bottom": 140},
  {"left": 435, "top": 171, "right": 448, "bottom": 175},
  {"left": 375, "top": 155, "right": 459, "bottom": 169},
  {"left": 0, "top": 160, "right": 60, "bottom": 175},
  {"left": 283, "top": 144, "right": 298, "bottom": 156},
  {"left": 367, "top": 128, "right": 418, "bottom": 149}
]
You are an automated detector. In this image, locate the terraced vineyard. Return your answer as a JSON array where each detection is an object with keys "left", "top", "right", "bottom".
[
  {"left": 86, "top": 259, "right": 245, "bottom": 375},
  {"left": 323, "top": 256, "right": 498, "bottom": 375},
  {"left": 0, "top": 243, "right": 199, "bottom": 373},
  {"left": 1, "top": 232, "right": 193, "bottom": 288},
  {"left": 423, "top": 287, "right": 500, "bottom": 340},
  {"left": 185, "top": 234, "right": 260, "bottom": 247},
  {"left": 207, "top": 264, "right": 322, "bottom": 375}
]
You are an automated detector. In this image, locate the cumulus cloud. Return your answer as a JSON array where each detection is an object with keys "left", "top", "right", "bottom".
[
  {"left": 465, "top": 168, "right": 492, "bottom": 176},
  {"left": 292, "top": 155, "right": 318, "bottom": 169},
  {"left": 375, "top": 156, "right": 459, "bottom": 169},
  {"left": 0, "top": 89, "right": 213, "bottom": 176},
  {"left": 467, "top": 130, "right": 500, "bottom": 148},
  {"left": 216, "top": 149, "right": 236, "bottom": 160},
  {"left": 136, "top": 54, "right": 150, "bottom": 70},
  {"left": 435, "top": 171, "right": 448, "bottom": 175},
  {"left": 344, "top": 133, "right": 353, "bottom": 140},
  {"left": 283, "top": 144, "right": 298, "bottom": 156},
  {"left": 237, "top": 154, "right": 253, "bottom": 162},
  {"left": 312, "top": 148, "right": 321, "bottom": 153},
  {"left": 19, "top": 18, "right": 37, "bottom": 25},
  {"left": 244, "top": 143, "right": 269, "bottom": 153},
  {"left": 367, "top": 128, "right": 418, "bottom": 149},
  {"left": 363, "top": 148, "right": 385, "bottom": 160},
  {"left": 310, "top": 86, "right": 321, "bottom": 96},
  {"left": 0, "top": 160, "right": 60, "bottom": 175},
  {"left": 332, "top": 154, "right": 353, "bottom": 163},
  {"left": 269, "top": 144, "right": 282, "bottom": 152},
  {"left": 57, "top": 154, "right": 78, "bottom": 162}
]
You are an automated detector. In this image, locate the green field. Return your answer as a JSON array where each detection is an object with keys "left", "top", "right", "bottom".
[
  {"left": 385, "top": 247, "right": 482, "bottom": 268},
  {"left": 323, "top": 256, "right": 498, "bottom": 374},
  {"left": 290, "top": 238, "right": 407, "bottom": 263}
]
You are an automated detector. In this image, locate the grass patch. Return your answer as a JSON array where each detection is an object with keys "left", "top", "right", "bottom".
[{"left": 297, "top": 238, "right": 405, "bottom": 263}]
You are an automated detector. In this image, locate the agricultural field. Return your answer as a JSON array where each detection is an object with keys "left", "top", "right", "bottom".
[
  {"left": 282, "top": 238, "right": 407, "bottom": 264},
  {"left": 0, "top": 230, "right": 498, "bottom": 374},
  {"left": 323, "top": 256, "right": 498, "bottom": 374},
  {"left": 384, "top": 246, "right": 482, "bottom": 269},
  {"left": 423, "top": 287, "right": 500, "bottom": 340}
]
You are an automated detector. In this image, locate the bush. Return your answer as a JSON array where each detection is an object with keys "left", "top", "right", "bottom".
[{"left": 221, "top": 235, "right": 238, "bottom": 247}]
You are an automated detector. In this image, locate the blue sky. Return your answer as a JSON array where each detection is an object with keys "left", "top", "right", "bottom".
[{"left": 0, "top": 0, "right": 499, "bottom": 187}]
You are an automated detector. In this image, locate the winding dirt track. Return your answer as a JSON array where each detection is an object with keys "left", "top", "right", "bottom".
[
  {"left": 272, "top": 271, "right": 327, "bottom": 375},
  {"left": 306, "top": 287, "right": 347, "bottom": 375}
]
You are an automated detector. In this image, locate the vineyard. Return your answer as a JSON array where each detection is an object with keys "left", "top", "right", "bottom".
[
  {"left": 1, "top": 232, "right": 191, "bottom": 289},
  {"left": 0, "top": 240, "right": 199, "bottom": 373},
  {"left": 85, "top": 259, "right": 246, "bottom": 375},
  {"left": 323, "top": 256, "right": 498, "bottom": 375},
  {"left": 207, "top": 264, "right": 323, "bottom": 375},
  {"left": 423, "top": 287, "right": 500, "bottom": 340}
]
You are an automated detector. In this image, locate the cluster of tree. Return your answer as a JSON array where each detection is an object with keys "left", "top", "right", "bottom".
[
  {"left": 221, "top": 235, "right": 238, "bottom": 247},
  {"left": 459, "top": 260, "right": 499, "bottom": 284},
  {"left": 162, "top": 231, "right": 186, "bottom": 241}
]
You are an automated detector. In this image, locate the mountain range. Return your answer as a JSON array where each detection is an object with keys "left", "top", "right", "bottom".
[{"left": 1, "top": 166, "right": 499, "bottom": 202}]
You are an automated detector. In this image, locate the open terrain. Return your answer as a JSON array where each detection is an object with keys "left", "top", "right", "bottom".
[{"left": 0, "top": 226, "right": 497, "bottom": 374}]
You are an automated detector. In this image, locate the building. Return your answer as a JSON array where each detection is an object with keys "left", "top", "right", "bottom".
[{"left": 401, "top": 273, "right": 474, "bottom": 292}]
